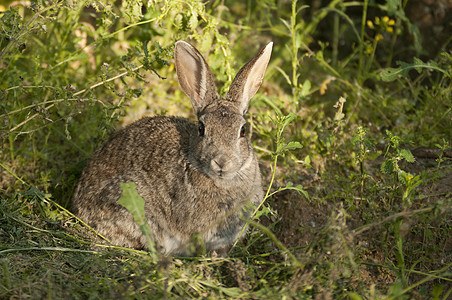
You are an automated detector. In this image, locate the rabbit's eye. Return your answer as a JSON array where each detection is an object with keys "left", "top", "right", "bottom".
[
  {"left": 240, "top": 125, "right": 246, "bottom": 137},
  {"left": 198, "top": 122, "right": 205, "bottom": 136}
]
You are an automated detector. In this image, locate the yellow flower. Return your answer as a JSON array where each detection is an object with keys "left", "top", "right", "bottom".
[
  {"left": 366, "top": 46, "right": 373, "bottom": 55},
  {"left": 383, "top": 16, "right": 389, "bottom": 23},
  {"left": 375, "top": 16, "right": 380, "bottom": 24},
  {"left": 367, "top": 20, "right": 374, "bottom": 29},
  {"left": 388, "top": 19, "right": 395, "bottom": 26},
  {"left": 375, "top": 34, "right": 383, "bottom": 41},
  {"left": 386, "top": 27, "right": 393, "bottom": 33}
]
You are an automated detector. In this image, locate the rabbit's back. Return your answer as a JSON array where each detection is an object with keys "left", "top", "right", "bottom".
[
  {"left": 73, "top": 116, "right": 193, "bottom": 206},
  {"left": 72, "top": 116, "right": 192, "bottom": 250}
]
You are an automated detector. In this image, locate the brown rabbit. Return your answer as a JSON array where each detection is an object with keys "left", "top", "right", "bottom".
[{"left": 72, "top": 41, "right": 273, "bottom": 255}]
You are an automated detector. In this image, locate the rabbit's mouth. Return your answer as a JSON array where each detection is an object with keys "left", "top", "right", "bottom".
[
  {"left": 210, "top": 171, "right": 238, "bottom": 182},
  {"left": 209, "top": 157, "right": 239, "bottom": 179},
  {"left": 214, "top": 169, "right": 236, "bottom": 179},
  {"left": 210, "top": 167, "right": 235, "bottom": 180}
]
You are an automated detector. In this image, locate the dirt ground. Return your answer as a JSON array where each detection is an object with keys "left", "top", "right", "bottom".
[{"left": 267, "top": 147, "right": 451, "bottom": 290}]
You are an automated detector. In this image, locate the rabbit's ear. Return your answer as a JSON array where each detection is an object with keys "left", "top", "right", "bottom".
[
  {"left": 226, "top": 42, "right": 273, "bottom": 114},
  {"left": 175, "top": 41, "right": 218, "bottom": 114}
]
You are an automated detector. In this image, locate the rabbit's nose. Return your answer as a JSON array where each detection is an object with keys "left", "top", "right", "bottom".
[
  {"left": 211, "top": 157, "right": 229, "bottom": 175},
  {"left": 212, "top": 158, "right": 225, "bottom": 170}
]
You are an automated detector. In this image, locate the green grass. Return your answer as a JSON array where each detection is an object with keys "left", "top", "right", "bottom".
[{"left": 1, "top": 0, "right": 451, "bottom": 298}]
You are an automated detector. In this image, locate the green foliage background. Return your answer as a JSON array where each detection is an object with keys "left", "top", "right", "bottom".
[{"left": 0, "top": 0, "right": 451, "bottom": 298}]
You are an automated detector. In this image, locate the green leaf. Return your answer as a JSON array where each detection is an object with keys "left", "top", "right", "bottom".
[
  {"left": 300, "top": 79, "right": 311, "bottom": 97},
  {"left": 281, "top": 182, "right": 309, "bottom": 200},
  {"left": 348, "top": 292, "right": 364, "bottom": 300},
  {"left": 53, "top": 52, "right": 89, "bottom": 69},
  {"left": 284, "top": 141, "right": 302, "bottom": 151},
  {"left": 22, "top": 186, "right": 46, "bottom": 201},
  {"left": 397, "top": 170, "right": 410, "bottom": 184},
  {"left": 381, "top": 159, "right": 394, "bottom": 174},
  {"left": 351, "top": 135, "right": 360, "bottom": 145},
  {"left": 121, "top": 0, "right": 144, "bottom": 23},
  {"left": 254, "top": 204, "right": 271, "bottom": 219},
  {"left": 280, "top": 18, "right": 291, "bottom": 31},
  {"left": 119, "top": 182, "right": 157, "bottom": 260},
  {"left": 189, "top": 11, "right": 198, "bottom": 30},
  {"left": 281, "top": 113, "right": 297, "bottom": 130},
  {"left": 296, "top": 186, "right": 309, "bottom": 200},
  {"left": 316, "top": 50, "right": 324, "bottom": 60},
  {"left": 275, "top": 66, "right": 292, "bottom": 86},
  {"left": 119, "top": 182, "right": 146, "bottom": 225},
  {"left": 400, "top": 149, "right": 415, "bottom": 163},
  {"left": 431, "top": 284, "right": 444, "bottom": 299},
  {"left": 388, "top": 281, "right": 407, "bottom": 299},
  {"left": 296, "top": 5, "right": 310, "bottom": 15},
  {"left": 379, "top": 58, "right": 449, "bottom": 82},
  {"left": 379, "top": 67, "right": 404, "bottom": 82},
  {"left": 220, "top": 287, "right": 243, "bottom": 297},
  {"left": 386, "top": 0, "right": 399, "bottom": 15}
]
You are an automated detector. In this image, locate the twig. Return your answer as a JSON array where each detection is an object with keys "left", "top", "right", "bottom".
[
  {"left": 7, "top": 103, "right": 55, "bottom": 133},
  {"left": 2, "top": 98, "right": 89, "bottom": 117},
  {"left": 0, "top": 161, "right": 27, "bottom": 185},
  {"left": 245, "top": 245, "right": 307, "bottom": 259},
  {"left": 73, "top": 64, "right": 144, "bottom": 97},
  {"left": 44, "top": 195, "right": 114, "bottom": 245},
  {"left": 361, "top": 261, "right": 452, "bottom": 282},
  {"left": 0, "top": 247, "right": 100, "bottom": 256},
  {"left": 401, "top": 262, "right": 452, "bottom": 294},
  {"left": 4, "top": 85, "right": 57, "bottom": 92},
  {"left": 353, "top": 206, "right": 452, "bottom": 236}
]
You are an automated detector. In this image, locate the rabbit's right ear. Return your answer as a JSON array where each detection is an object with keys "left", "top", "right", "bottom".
[
  {"left": 175, "top": 41, "right": 218, "bottom": 114},
  {"left": 225, "top": 42, "right": 273, "bottom": 115}
]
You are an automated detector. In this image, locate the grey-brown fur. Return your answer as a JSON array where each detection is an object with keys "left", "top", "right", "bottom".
[{"left": 72, "top": 41, "right": 273, "bottom": 255}]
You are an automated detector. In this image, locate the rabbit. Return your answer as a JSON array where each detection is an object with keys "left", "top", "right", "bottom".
[{"left": 72, "top": 40, "right": 273, "bottom": 256}]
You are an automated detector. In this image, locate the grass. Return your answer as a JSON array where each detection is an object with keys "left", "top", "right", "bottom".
[{"left": 1, "top": 0, "right": 451, "bottom": 298}]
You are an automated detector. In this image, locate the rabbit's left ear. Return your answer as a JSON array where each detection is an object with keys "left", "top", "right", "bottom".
[
  {"left": 175, "top": 41, "right": 219, "bottom": 115},
  {"left": 226, "top": 42, "right": 273, "bottom": 114}
]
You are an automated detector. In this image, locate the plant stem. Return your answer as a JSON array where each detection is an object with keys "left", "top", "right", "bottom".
[
  {"left": 0, "top": 247, "right": 100, "bottom": 255},
  {"left": 230, "top": 153, "right": 279, "bottom": 250},
  {"left": 246, "top": 219, "right": 302, "bottom": 267},
  {"left": 333, "top": 12, "right": 339, "bottom": 66},
  {"left": 401, "top": 262, "right": 452, "bottom": 295},
  {"left": 291, "top": 0, "right": 299, "bottom": 105},
  {"left": 358, "top": 0, "right": 369, "bottom": 81},
  {"left": 352, "top": 206, "right": 451, "bottom": 236}
]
